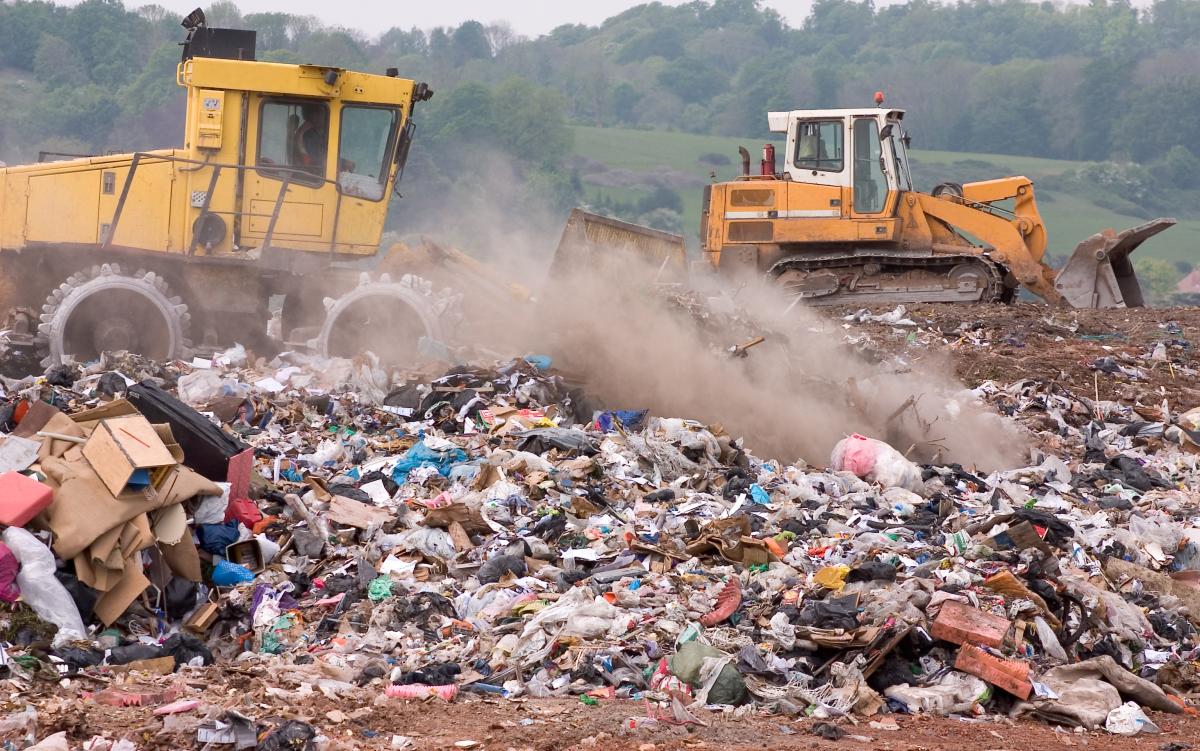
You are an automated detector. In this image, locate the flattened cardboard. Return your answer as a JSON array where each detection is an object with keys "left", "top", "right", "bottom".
[
  {"left": 152, "top": 504, "right": 189, "bottom": 546},
  {"left": 11, "top": 400, "right": 61, "bottom": 439},
  {"left": 76, "top": 525, "right": 126, "bottom": 592},
  {"left": 161, "top": 533, "right": 202, "bottom": 583},
  {"left": 69, "top": 399, "right": 140, "bottom": 425},
  {"left": 35, "top": 412, "right": 87, "bottom": 462},
  {"left": 43, "top": 454, "right": 219, "bottom": 560},
  {"left": 93, "top": 561, "right": 151, "bottom": 626},
  {"left": 186, "top": 602, "right": 220, "bottom": 632},
  {"left": 327, "top": 495, "right": 391, "bottom": 530}
]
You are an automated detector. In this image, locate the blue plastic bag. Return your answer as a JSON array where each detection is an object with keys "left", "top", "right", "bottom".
[
  {"left": 594, "top": 409, "right": 649, "bottom": 432},
  {"left": 749, "top": 483, "right": 771, "bottom": 505},
  {"left": 391, "top": 439, "right": 468, "bottom": 484},
  {"left": 197, "top": 521, "right": 240, "bottom": 555},
  {"left": 212, "top": 559, "right": 255, "bottom": 586}
]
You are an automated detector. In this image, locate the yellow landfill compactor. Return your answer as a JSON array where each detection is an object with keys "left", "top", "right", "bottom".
[
  {"left": 562, "top": 103, "right": 1174, "bottom": 308},
  {"left": 0, "top": 11, "right": 456, "bottom": 369}
]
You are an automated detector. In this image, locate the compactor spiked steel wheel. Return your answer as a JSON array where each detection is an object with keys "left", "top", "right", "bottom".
[
  {"left": 312, "top": 273, "right": 462, "bottom": 365},
  {"left": 37, "top": 265, "right": 192, "bottom": 367}
]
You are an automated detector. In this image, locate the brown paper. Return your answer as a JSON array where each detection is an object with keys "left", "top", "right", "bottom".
[
  {"left": 327, "top": 495, "right": 391, "bottom": 529},
  {"left": 13, "top": 400, "right": 62, "bottom": 439},
  {"left": 43, "top": 454, "right": 219, "bottom": 560},
  {"left": 161, "top": 533, "right": 202, "bottom": 582},
  {"left": 93, "top": 561, "right": 151, "bottom": 626}
]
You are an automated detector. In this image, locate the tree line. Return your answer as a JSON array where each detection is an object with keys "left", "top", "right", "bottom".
[{"left": 1, "top": 0, "right": 1198, "bottom": 236}]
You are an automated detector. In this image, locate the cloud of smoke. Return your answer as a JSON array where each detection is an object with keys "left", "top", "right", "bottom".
[{"left": 430, "top": 199, "right": 1027, "bottom": 472}]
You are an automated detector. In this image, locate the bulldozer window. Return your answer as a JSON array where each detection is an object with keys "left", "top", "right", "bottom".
[
  {"left": 852, "top": 118, "right": 887, "bottom": 214},
  {"left": 337, "top": 106, "right": 399, "bottom": 202},
  {"left": 794, "top": 120, "right": 843, "bottom": 172},
  {"left": 888, "top": 122, "right": 914, "bottom": 191},
  {"left": 257, "top": 99, "right": 328, "bottom": 186}
]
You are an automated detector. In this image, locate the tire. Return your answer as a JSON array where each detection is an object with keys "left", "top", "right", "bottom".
[
  {"left": 313, "top": 273, "right": 461, "bottom": 365},
  {"left": 37, "top": 264, "right": 192, "bottom": 367}
]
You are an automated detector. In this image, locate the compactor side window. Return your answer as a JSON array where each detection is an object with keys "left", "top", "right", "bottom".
[
  {"left": 257, "top": 99, "right": 329, "bottom": 186},
  {"left": 793, "top": 120, "right": 843, "bottom": 172},
  {"left": 337, "top": 106, "right": 399, "bottom": 201}
]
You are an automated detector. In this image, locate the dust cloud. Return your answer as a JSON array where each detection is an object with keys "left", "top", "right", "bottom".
[{"left": 435, "top": 218, "right": 1027, "bottom": 473}]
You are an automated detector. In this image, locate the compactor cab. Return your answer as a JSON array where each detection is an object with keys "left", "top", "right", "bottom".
[{"left": 0, "top": 11, "right": 451, "bottom": 370}]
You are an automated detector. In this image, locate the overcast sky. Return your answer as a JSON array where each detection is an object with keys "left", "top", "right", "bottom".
[
  {"left": 64, "top": 0, "right": 1150, "bottom": 38},
  {"left": 138, "top": 0, "right": 822, "bottom": 37}
]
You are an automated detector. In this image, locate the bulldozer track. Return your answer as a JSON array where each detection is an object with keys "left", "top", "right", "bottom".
[{"left": 770, "top": 252, "right": 1012, "bottom": 306}]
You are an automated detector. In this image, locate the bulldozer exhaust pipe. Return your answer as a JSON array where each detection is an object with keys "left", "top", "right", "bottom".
[
  {"left": 761, "top": 144, "right": 776, "bottom": 176},
  {"left": 738, "top": 146, "right": 750, "bottom": 177}
]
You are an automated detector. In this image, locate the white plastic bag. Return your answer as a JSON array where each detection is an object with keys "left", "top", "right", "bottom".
[
  {"left": 403, "top": 527, "right": 456, "bottom": 560},
  {"left": 1105, "top": 701, "right": 1161, "bottom": 735},
  {"left": 1035, "top": 616, "right": 1068, "bottom": 662},
  {"left": 193, "top": 484, "right": 231, "bottom": 525},
  {"left": 177, "top": 370, "right": 224, "bottom": 405},
  {"left": 2, "top": 528, "right": 86, "bottom": 645},
  {"left": 884, "top": 671, "right": 988, "bottom": 714},
  {"left": 1129, "top": 513, "right": 1183, "bottom": 555},
  {"left": 831, "top": 434, "right": 925, "bottom": 494}
]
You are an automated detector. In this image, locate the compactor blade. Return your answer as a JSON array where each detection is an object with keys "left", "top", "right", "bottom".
[{"left": 1054, "top": 218, "right": 1176, "bottom": 308}]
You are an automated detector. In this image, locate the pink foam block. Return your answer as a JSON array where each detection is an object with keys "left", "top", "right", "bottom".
[
  {"left": 385, "top": 684, "right": 458, "bottom": 701},
  {"left": 0, "top": 472, "right": 54, "bottom": 527}
]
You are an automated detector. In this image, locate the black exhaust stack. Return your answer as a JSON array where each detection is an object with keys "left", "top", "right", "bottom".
[{"left": 180, "top": 8, "right": 256, "bottom": 62}]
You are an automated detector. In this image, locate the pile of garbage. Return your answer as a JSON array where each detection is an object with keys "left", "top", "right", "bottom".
[{"left": 0, "top": 332, "right": 1198, "bottom": 747}]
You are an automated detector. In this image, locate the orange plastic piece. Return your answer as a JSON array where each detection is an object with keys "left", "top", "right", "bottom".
[{"left": 699, "top": 577, "right": 742, "bottom": 627}]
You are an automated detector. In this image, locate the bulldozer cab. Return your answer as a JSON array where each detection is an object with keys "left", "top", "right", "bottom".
[{"left": 770, "top": 108, "right": 913, "bottom": 217}]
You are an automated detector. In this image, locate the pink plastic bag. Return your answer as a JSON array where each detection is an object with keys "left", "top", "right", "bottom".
[
  {"left": 0, "top": 543, "right": 19, "bottom": 603},
  {"left": 831, "top": 434, "right": 925, "bottom": 494},
  {"left": 832, "top": 434, "right": 877, "bottom": 476}
]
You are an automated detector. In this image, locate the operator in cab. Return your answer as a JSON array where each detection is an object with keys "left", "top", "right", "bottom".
[{"left": 294, "top": 103, "right": 329, "bottom": 174}]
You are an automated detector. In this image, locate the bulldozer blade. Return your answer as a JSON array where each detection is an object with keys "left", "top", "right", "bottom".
[
  {"left": 550, "top": 209, "right": 688, "bottom": 283},
  {"left": 1054, "top": 217, "right": 1176, "bottom": 308}
]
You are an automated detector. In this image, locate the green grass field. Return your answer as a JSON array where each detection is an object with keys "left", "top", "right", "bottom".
[{"left": 571, "top": 125, "right": 1199, "bottom": 263}]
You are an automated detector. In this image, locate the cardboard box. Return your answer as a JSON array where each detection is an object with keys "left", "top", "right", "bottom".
[
  {"left": 225, "top": 538, "right": 266, "bottom": 573},
  {"left": 82, "top": 415, "right": 178, "bottom": 496},
  {"left": 186, "top": 601, "right": 221, "bottom": 633}
]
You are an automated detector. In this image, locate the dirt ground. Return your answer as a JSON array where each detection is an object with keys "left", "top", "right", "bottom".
[
  {"left": 26, "top": 686, "right": 1200, "bottom": 751},
  {"left": 829, "top": 302, "right": 1200, "bottom": 407}
]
